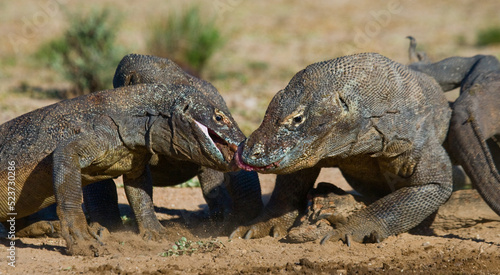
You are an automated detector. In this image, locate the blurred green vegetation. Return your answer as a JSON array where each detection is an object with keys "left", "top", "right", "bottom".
[
  {"left": 13, "top": 81, "right": 67, "bottom": 99},
  {"left": 477, "top": 26, "right": 500, "bottom": 46},
  {"left": 173, "top": 177, "right": 201, "bottom": 188},
  {"left": 34, "top": 9, "right": 124, "bottom": 96},
  {"left": 147, "top": 6, "right": 224, "bottom": 76},
  {"left": 32, "top": 6, "right": 225, "bottom": 97},
  {"left": 455, "top": 34, "right": 467, "bottom": 46}
]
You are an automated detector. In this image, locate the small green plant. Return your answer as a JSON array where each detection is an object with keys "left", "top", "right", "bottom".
[
  {"left": 120, "top": 215, "right": 135, "bottom": 226},
  {"left": 35, "top": 9, "right": 124, "bottom": 96},
  {"left": 148, "top": 6, "right": 224, "bottom": 76},
  {"left": 159, "top": 237, "right": 225, "bottom": 257},
  {"left": 477, "top": 26, "right": 500, "bottom": 46}
]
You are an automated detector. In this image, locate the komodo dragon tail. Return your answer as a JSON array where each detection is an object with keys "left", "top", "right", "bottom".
[{"left": 447, "top": 94, "right": 500, "bottom": 216}]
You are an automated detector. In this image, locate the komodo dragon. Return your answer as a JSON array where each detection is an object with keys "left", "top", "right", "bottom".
[
  {"left": 407, "top": 37, "right": 500, "bottom": 215},
  {"left": 232, "top": 52, "right": 454, "bottom": 244},
  {"left": 286, "top": 40, "right": 500, "bottom": 243},
  {"left": 0, "top": 82, "right": 246, "bottom": 255},
  {"left": 82, "top": 54, "right": 263, "bottom": 230},
  {"left": 14, "top": 54, "right": 263, "bottom": 237}
]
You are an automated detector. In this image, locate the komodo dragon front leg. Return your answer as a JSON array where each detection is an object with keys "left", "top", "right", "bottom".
[
  {"left": 323, "top": 139, "right": 452, "bottom": 244},
  {"left": 52, "top": 123, "right": 164, "bottom": 255},
  {"left": 407, "top": 37, "right": 500, "bottom": 215},
  {"left": 122, "top": 167, "right": 167, "bottom": 240},
  {"left": 52, "top": 130, "right": 112, "bottom": 254},
  {"left": 231, "top": 167, "right": 320, "bottom": 239}
]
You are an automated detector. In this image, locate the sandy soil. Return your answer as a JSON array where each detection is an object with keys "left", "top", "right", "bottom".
[{"left": 1, "top": 171, "right": 499, "bottom": 274}]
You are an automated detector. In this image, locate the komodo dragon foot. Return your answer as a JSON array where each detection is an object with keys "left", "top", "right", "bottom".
[
  {"left": 230, "top": 210, "right": 299, "bottom": 239},
  {"left": 58, "top": 210, "right": 110, "bottom": 256}
]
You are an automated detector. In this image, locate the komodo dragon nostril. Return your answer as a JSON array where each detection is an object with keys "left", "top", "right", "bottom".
[
  {"left": 251, "top": 152, "right": 260, "bottom": 159},
  {"left": 250, "top": 144, "right": 264, "bottom": 159}
]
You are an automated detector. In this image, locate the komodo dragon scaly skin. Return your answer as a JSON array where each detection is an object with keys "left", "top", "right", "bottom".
[
  {"left": 407, "top": 37, "right": 500, "bottom": 215},
  {"left": 0, "top": 82, "right": 245, "bottom": 256},
  {"left": 82, "top": 54, "right": 263, "bottom": 229},
  {"left": 232, "top": 53, "right": 453, "bottom": 244}
]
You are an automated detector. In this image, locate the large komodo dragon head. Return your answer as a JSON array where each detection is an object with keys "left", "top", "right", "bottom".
[
  {"left": 113, "top": 54, "right": 244, "bottom": 171},
  {"left": 235, "top": 53, "right": 446, "bottom": 174}
]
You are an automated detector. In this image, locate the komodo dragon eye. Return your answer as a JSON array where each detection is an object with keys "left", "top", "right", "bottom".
[
  {"left": 283, "top": 108, "right": 306, "bottom": 128},
  {"left": 293, "top": 116, "right": 303, "bottom": 123},
  {"left": 213, "top": 109, "right": 230, "bottom": 124}
]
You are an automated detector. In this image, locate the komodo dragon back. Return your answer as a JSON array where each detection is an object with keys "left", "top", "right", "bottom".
[
  {"left": 114, "top": 53, "right": 224, "bottom": 102},
  {"left": 113, "top": 54, "right": 189, "bottom": 88}
]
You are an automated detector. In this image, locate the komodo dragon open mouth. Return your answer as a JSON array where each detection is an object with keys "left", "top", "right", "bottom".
[{"left": 195, "top": 121, "right": 238, "bottom": 163}]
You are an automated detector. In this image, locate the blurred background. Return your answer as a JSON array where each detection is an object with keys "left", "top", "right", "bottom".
[{"left": 1, "top": 0, "right": 500, "bottom": 135}]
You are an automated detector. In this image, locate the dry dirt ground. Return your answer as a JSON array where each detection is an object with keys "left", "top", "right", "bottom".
[
  {"left": 1, "top": 171, "right": 499, "bottom": 274},
  {"left": 1, "top": 0, "right": 500, "bottom": 274}
]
